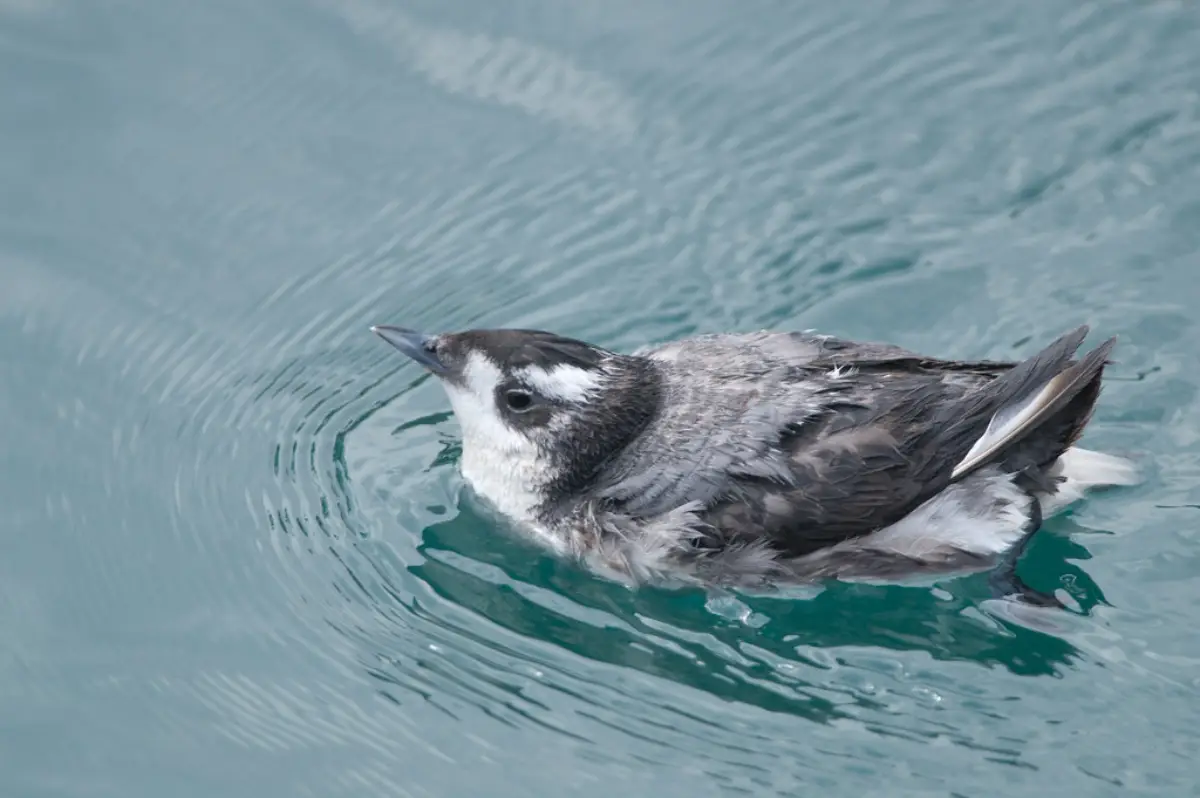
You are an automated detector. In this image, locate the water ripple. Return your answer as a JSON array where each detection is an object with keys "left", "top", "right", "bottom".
[
  {"left": 3, "top": 0, "right": 1200, "bottom": 794},
  {"left": 321, "top": 0, "right": 642, "bottom": 142}
]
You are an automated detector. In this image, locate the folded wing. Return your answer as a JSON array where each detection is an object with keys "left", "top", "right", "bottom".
[{"left": 706, "top": 325, "right": 1116, "bottom": 556}]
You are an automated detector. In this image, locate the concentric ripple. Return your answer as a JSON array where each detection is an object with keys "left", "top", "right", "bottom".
[{"left": 3, "top": 0, "right": 1200, "bottom": 795}]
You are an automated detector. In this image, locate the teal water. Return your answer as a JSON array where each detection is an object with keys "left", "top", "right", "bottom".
[{"left": 3, "top": 0, "right": 1200, "bottom": 795}]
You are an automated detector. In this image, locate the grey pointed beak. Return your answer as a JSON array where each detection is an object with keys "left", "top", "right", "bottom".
[{"left": 371, "top": 325, "right": 448, "bottom": 374}]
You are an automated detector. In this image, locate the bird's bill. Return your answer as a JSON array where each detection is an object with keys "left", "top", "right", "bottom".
[{"left": 371, "top": 325, "right": 448, "bottom": 374}]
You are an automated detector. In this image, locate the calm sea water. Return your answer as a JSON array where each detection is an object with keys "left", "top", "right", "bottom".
[{"left": 3, "top": 0, "right": 1200, "bottom": 795}]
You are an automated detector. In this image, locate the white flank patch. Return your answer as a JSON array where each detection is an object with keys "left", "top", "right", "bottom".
[
  {"left": 834, "top": 448, "right": 1139, "bottom": 564},
  {"left": 514, "top": 364, "right": 602, "bottom": 403},
  {"left": 856, "top": 448, "right": 1139, "bottom": 560},
  {"left": 1037, "top": 446, "right": 1140, "bottom": 515},
  {"left": 440, "top": 352, "right": 549, "bottom": 521},
  {"left": 1056, "top": 446, "right": 1140, "bottom": 486},
  {"left": 857, "top": 468, "right": 1033, "bottom": 559}
]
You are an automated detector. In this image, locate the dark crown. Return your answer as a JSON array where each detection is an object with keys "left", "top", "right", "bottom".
[{"left": 448, "top": 329, "right": 614, "bottom": 372}]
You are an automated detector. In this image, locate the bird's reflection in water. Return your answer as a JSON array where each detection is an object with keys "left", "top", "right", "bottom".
[{"left": 395, "top": 497, "right": 1106, "bottom": 728}]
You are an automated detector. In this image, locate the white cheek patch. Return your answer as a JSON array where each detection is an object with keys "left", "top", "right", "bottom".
[
  {"left": 515, "top": 363, "right": 602, "bottom": 403},
  {"left": 445, "top": 352, "right": 528, "bottom": 454},
  {"left": 440, "top": 351, "right": 551, "bottom": 520}
]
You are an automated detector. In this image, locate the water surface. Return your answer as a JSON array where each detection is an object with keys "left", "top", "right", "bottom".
[{"left": 3, "top": 0, "right": 1200, "bottom": 795}]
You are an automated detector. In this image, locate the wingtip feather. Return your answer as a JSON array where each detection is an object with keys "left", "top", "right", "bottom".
[{"left": 950, "top": 328, "right": 1115, "bottom": 481}]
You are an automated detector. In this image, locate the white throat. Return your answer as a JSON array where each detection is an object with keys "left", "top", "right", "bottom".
[{"left": 441, "top": 352, "right": 551, "bottom": 522}]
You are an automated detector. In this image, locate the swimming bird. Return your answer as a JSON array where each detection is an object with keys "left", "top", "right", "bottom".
[{"left": 371, "top": 323, "right": 1137, "bottom": 600}]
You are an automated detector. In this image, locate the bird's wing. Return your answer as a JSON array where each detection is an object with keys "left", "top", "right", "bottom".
[
  {"left": 704, "top": 374, "right": 960, "bottom": 554},
  {"left": 637, "top": 330, "right": 926, "bottom": 368},
  {"left": 640, "top": 329, "right": 1021, "bottom": 377},
  {"left": 802, "top": 334, "right": 1020, "bottom": 378},
  {"left": 598, "top": 331, "right": 1004, "bottom": 520},
  {"left": 702, "top": 326, "right": 1116, "bottom": 557}
]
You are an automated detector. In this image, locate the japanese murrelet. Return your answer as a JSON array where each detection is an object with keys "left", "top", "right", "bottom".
[{"left": 372, "top": 323, "right": 1137, "bottom": 597}]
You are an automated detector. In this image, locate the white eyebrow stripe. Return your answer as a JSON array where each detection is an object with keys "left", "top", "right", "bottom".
[
  {"left": 464, "top": 351, "right": 505, "bottom": 396},
  {"left": 515, "top": 364, "right": 602, "bottom": 402}
]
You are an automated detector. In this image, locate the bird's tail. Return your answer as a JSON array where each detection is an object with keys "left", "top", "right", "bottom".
[{"left": 948, "top": 325, "right": 1116, "bottom": 483}]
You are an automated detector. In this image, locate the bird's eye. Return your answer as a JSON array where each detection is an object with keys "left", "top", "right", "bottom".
[{"left": 504, "top": 389, "right": 534, "bottom": 412}]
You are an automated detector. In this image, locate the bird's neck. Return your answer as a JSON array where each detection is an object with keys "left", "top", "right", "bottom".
[{"left": 538, "top": 355, "right": 664, "bottom": 519}]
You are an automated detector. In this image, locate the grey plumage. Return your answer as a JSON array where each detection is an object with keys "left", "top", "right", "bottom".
[{"left": 372, "top": 323, "right": 1139, "bottom": 591}]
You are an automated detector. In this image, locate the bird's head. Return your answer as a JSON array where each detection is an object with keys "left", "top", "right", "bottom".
[{"left": 372, "top": 325, "right": 661, "bottom": 514}]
